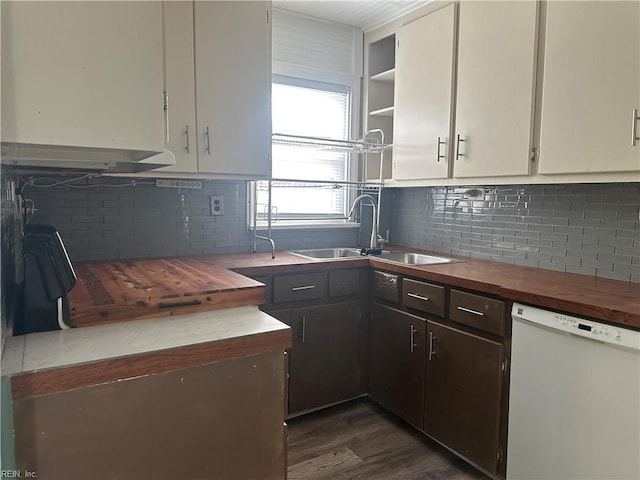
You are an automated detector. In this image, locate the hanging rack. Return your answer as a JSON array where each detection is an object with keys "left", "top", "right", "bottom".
[
  {"left": 252, "top": 129, "right": 390, "bottom": 258},
  {"left": 272, "top": 132, "right": 391, "bottom": 154}
]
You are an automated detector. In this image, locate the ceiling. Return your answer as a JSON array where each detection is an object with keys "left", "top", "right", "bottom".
[{"left": 272, "top": 0, "right": 430, "bottom": 32}]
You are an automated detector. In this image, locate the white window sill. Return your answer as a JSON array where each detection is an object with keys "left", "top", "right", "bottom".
[{"left": 251, "top": 220, "right": 360, "bottom": 231}]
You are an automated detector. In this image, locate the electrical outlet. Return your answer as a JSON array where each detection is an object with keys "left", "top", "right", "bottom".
[
  {"left": 155, "top": 179, "right": 202, "bottom": 189},
  {"left": 210, "top": 195, "right": 224, "bottom": 215}
]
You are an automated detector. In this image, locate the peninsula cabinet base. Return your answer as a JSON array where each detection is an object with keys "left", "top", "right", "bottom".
[{"left": 12, "top": 351, "right": 286, "bottom": 480}]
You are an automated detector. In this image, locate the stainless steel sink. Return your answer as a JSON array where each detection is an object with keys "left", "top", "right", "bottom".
[
  {"left": 378, "top": 252, "right": 463, "bottom": 265},
  {"left": 289, "top": 248, "right": 462, "bottom": 265},
  {"left": 289, "top": 248, "right": 365, "bottom": 259}
]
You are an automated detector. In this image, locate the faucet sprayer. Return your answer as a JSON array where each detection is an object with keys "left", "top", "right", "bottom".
[{"left": 348, "top": 194, "right": 381, "bottom": 253}]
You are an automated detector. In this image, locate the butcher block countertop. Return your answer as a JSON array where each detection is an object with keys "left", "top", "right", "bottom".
[
  {"left": 3, "top": 306, "right": 291, "bottom": 400},
  {"left": 68, "top": 247, "right": 640, "bottom": 329},
  {"left": 69, "top": 257, "right": 268, "bottom": 327}
]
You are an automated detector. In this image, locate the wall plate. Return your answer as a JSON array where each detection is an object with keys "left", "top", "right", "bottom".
[{"left": 210, "top": 195, "right": 224, "bottom": 215}]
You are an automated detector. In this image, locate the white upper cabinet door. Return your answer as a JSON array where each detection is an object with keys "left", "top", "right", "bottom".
[
  {"left": 454, "top": 1, "right": 538, "bottom": 178},
  {"left": 1, "top": 1, "right": 165, "bottom": 152},
  {"left": 194, "top": 1, "right": 271, "bottom": 177},
  {"left": 538, "top": 1, "right": 640, "bottom": 174},
  {"left": 158, "top": 1, "right": 198, "bottom": 173},
  {"left": 393, "top": 4, "right": 456, "bottom": 180}
]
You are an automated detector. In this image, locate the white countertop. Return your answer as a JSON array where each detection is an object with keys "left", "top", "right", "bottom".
[{"left": 1, "top": 306, "right": 289, "bottom": 376}]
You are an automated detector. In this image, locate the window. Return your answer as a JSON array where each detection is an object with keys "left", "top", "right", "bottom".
[{"left": 253, "top": 77, "right": 355, "bottom": 226}]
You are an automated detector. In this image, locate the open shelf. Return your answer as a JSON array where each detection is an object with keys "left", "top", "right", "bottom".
[
  {"left": 369, "top": 106, "right": 394, "bottom": 117},
  {"left": 365, "top": 33, "right": 396, "bottom": 182},
  {"left": 370, "top": 68, "right": 395, "bottom": 82}
]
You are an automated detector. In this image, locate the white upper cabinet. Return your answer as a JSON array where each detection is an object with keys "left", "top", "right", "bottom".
[
  {"left": 392, "top": 4, "right": 456, "bottom": 180},
  {"left": 151, "top": 1, "right": 271, "bottom": 178},
  {"left": 194, "top": 1, "right": 271, "bottom": 177},
  {"left": 161, "top": 1, "right": 198, "bottom": 174},
  {"left": 1, "top": 1, "right": 165, "bottom": 156},
  {"left": 453, "top": 1, "right": 538, "bottom": 178},
  {"left": 538, "top": 1, "right": 640, "bottom": 174}
]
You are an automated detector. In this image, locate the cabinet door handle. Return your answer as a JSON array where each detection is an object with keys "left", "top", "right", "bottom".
[
  {"left": 436, "top": 137, "right": 446, "bottom": 162},
  {"left": 428, "top": 331, "right": 436, "bottom": 360},
  {"left": 300, "top": 316, "right": 306, "bottom": 343},
  {"left": 407, "top": 292, "right": 430, "bottom": 302},
  {"left": 204, "top": 126, "right": 211, "bottom": 154},
  {"left": 291, "top": 285, "right": 315, "bottom": 292},
  {"left": 184, "top": 125, "right": 190, "bottom": 153},
  {"left": 457, "top": 306, "right": 484, "bottom": 316},
  {"left": 455, "top": 134, "right": 465, "bottom": 160},
  {"left": 163, "top": 91, "right": 169, "bottom": 143},
  {"left": 632, "top": 108, "right": 639, "bottom": 146},
  {"left": 410, "top": 325, "right": 417, "bottom": 353}
]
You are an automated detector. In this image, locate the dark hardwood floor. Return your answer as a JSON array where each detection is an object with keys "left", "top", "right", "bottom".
[{"left": 287, "top": 398, "right": 489, "bottom": 480}]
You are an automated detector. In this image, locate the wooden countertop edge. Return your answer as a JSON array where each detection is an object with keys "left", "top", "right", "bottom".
[
  {"left": 71, "top": 287, "right": 266, "bottom": 327},
  {"left": 231, "top": 256, "right": 371, "bottom": 275},
  {"left": 498, "top": 288, "right": 640, "bottom": 328},
  {"left": 11, "top": 328, "right": 292, "bottom": 401},
  {"left": 367, "top": 258, "right": 505, "bottom": 296},
  {"left": 371, "top": 261, "right": 639, "bottom": 327}
]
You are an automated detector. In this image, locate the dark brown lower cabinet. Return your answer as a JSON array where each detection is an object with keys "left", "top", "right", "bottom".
[
  {"left": 370, "top": 302, "right": 426, "bottom": 429},
  {"left": 424, "top": 320, "right": 504, "bottom": 474},
  {"left": 13, "top": 351, "right": 286, "bottom": 480},
  {"left": 271, "top": 302, "right": 361, "bottom": 415}
]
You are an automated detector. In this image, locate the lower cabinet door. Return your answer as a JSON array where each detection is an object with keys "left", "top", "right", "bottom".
[
  {"left": 424, "top": 321, "right": 504, "bottom": 474},
  {"left": 287, "top": 302, "right": 361, "bottom": 414},
  {"left": 370, "top": 303, "right": 426, "bottom": 429}
]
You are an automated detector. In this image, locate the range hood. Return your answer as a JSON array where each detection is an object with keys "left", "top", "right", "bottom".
[{"left": 0, "top": 142, "right": 175, "bottom": 173}]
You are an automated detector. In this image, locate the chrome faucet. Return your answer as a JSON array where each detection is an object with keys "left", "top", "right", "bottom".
[{"left": 348, "top": 194, "right": 380, "bottom": 251}]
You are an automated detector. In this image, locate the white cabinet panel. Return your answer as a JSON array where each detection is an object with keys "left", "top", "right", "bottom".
[
  {"left": 538, "top": 1, "right": 640, "bottom": 174},
  {"left": 161, "top": 1, "right": 198, "bottom": 174},
  {"left": 194, "top": 1, "right": 271, "bottom": 177},
  {"left": 1, "top": 1, "right": 165, "bottom": 152},
  {"left": 453, "top": 1, "right": 538, "bottom": 178},
  {"left": 393, "top": 4, "right": 456, "bottom": 180}
]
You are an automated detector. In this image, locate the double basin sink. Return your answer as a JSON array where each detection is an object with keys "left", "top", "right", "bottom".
[{"left": 289, "top": 248, "right": 463, "bottom": 266}]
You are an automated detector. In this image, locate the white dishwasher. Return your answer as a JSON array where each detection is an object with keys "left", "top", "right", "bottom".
[{"left": 507, "top": 303, "right": 640, "bottom": 480}]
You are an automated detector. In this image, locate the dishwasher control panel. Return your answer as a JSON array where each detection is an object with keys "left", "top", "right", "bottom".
[{"left": 512, "top": 303, "right": 640, "bottom": 351}]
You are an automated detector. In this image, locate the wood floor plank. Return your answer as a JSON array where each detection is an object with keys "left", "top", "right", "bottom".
[
  {"left": 287, "top": 399, "right": 488, "bottom": 480},
  {"left": 288, "top": 448, "right": 363, "bottom": 480}
]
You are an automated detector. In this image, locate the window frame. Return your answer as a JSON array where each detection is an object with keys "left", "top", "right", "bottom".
[{"left": 249, "top": 74, "right": 361, "bottom": 230}]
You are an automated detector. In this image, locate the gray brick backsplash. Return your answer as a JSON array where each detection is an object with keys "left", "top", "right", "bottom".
[
  {"left": 566, "top": 265, "right": 598, "bottom": 276},
  {"left": 16, "top": 175, "right": 640, "bottom": 283},
  {"left": 23, "top": 177, "right": 359, "bottom": 262},
  {"left": 515, "top": 258, "right": 540, "bottom": 268},
  {"left": 385, "top": 183, "right": 640, "bottom": 282}
]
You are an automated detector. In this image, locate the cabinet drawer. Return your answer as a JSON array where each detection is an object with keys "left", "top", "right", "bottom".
[
  {"left": 449, "top": 290, "right": 505, "bottom": 336},
  {"left": 329, "top": 268, "right": 360, "bottom": 298},
  {"left": 273, "top": 272, "right": 327, "bottom": 304},
  {"left": 403, "top": 278, "right": 445, "bottom": 317},
  {"left": 373, "top": 271, "right": 400, "bottom": 303}
]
